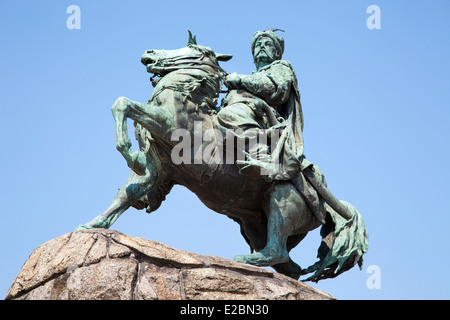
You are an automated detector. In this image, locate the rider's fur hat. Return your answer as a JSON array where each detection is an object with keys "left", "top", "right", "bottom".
[{"left": 251, "top": 29, "right": 285, "bottom": 60}]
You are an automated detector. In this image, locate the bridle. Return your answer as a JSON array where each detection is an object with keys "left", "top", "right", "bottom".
[{"left": 148, "top": 50, "right": 229, "bottom": 83}]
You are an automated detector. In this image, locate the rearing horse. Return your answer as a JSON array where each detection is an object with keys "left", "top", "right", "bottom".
[{"left": 76, "top": 33, "right": 368, "bottom": 281}]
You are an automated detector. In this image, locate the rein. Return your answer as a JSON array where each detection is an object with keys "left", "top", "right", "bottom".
[
  {"left": 179, "top": 59, "right": 229, "bottom": 76},
  {"left": 149, "top": 52, "right": 229, "bottom": 81}
]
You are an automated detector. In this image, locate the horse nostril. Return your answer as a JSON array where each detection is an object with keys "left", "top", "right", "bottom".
[{"left": 141, "top": 54, "right": 152, "bottom": 64}]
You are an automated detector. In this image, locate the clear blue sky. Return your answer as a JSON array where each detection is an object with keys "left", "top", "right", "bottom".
[{"left": 1, "top": 0, "right": 449, "bottom": 300}]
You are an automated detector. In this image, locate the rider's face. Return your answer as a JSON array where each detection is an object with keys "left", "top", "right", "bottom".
[{"left": 253, "top": 36, "right": 278, "bottom": 64}]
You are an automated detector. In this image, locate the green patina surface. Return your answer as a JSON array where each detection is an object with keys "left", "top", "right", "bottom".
[{"left": 75, "top": 31, "right": 368, "bottom": 281}]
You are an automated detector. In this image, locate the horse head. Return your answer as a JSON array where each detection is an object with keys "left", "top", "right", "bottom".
[{"left": 141, "top": 31, "right": 232, "bottom": 86}]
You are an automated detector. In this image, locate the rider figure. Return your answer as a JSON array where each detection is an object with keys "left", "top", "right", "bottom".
[{"left": 217, "top": 29, "right": 305, "bottom": 181}]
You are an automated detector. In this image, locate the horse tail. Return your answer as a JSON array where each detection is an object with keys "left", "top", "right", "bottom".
[{"left": 301, "top": 201, "right": 369, "bottom": 282}]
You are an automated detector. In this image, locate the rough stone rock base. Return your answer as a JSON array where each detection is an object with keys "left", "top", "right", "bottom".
[{"left": 6, "top": 229, "right": 334, "bottom": 300}]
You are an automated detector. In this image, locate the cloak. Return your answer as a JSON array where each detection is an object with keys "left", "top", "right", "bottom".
[{"left": 262, "top": 63, "right": 328, "bottom": 224}]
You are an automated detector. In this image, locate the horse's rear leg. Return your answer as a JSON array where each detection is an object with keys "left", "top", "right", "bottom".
[
  {"left": 234, "top": 182, "right": 320, "bottom": 267},
  {"left": 112, "top": 96, "right": 171, "bottom": 176},
  {"left": 75, "top": 163, "right": 158, "bottom": 230},
  {"left": 233, "top": 191, "right": 291, "bottom": 266}
]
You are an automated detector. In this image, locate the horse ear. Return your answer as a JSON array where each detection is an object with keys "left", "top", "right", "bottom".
[
  {"left": 187, "top": 30, "right": 197, "bottom": 45},
  {"left": 215, "top": 53, "right": 233, "bottom": 61}
]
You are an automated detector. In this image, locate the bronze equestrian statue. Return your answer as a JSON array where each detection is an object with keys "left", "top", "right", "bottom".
[{"left": 76, "top": 31, "right": 368, "bottom": 282}]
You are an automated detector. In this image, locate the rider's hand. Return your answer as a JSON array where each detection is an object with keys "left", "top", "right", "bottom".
[{"left": 224, "top": 72, "right": 241, "bottom": 90}]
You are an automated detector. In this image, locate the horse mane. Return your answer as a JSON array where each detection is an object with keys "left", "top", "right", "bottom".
[{"left": 187, "top": 43, "right": 219, "bottom": 65}]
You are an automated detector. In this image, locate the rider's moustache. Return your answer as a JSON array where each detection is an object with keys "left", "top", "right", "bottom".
[{"left": 255, "top": 49, "right": 274, "bottom": 61}]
